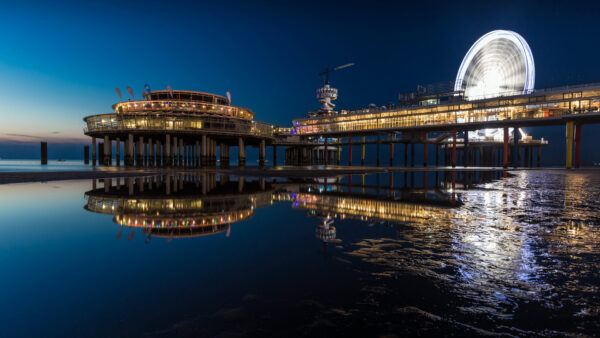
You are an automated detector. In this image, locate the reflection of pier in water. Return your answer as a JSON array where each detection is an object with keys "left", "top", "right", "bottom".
[
  {"left": 84, "top": 174, "right": 273, "bottom": 239},
  {"left": 275, "top": 180, "right": 461, "bottom": 226},
  {"left": 83, "top": 172, "right": 488, "bottom": 241}
]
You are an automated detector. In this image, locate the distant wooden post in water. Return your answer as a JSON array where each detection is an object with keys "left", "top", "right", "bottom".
[
  {"left": 84, "top": 146, "right": 90, "bottom": 164},
  {"left": 41, "top": 142, "right": 48, "bottom": 165}
]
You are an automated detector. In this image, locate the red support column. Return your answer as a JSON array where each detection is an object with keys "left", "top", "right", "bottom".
[
  {"left": 574, "top": 124, "right": 582, "bottom": 168},
  {"left": 503, "top": 126, "right": 509, "bottom": 168},
  {"left": 389, "top": 138, "right": 394, "bottom": 166},
  {"left": 423, "top": 142, "right": 428, "bottom": 167},
  {"left": 452, "top": 129, "right": 457, "bottom": 168},
  {"left": 348, "top": 136, "right": 353, "bottom": 166}
]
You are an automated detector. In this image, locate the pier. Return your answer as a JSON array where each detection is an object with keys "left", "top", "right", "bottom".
[{"left": 83, "top": 30, "right": 596, "bottom": 170}]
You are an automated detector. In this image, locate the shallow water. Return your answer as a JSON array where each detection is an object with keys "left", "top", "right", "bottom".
[
  {"left": 0, "top": 170, "right": 598, "bottom": 337},
  {"left": 0, "top": 159, "right": 92, "bottom": 172}
]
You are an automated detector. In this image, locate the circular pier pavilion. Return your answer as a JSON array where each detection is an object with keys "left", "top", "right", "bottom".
[{"left": 84, "top": 90, "right": 275, "bottom": 167}]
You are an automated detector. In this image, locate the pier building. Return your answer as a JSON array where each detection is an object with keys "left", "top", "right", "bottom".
[
  {"left": 84, "top": 90, "right": 275, "bottom": 167},
  {"left": 280, "top": 30, "right": 594, "bottom": 168}
]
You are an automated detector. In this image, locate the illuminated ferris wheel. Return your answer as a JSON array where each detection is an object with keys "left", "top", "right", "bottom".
[{"left": 455, "top": 30, "right": 535, "bottom": 100}]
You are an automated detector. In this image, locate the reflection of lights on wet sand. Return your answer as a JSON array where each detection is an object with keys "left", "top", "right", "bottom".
[{"left": 345, "top": 171, "right": 600, "bottom": 325}]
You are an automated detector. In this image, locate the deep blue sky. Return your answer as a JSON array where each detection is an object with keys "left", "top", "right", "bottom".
[{"left": 1, "top": 0, "right": 600, "bottom": 163}]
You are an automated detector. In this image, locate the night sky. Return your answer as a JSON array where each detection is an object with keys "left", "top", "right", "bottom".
[{"left": 1, "top": 0, "right": 600, "bottom": 164}]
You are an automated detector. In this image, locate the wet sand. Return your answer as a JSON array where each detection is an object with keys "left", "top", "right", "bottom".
[
  {"left": 1, "top": 165, "right": 595, "bottom": 184},
  {"left": 0, "top": 169, "right": 161, "bottom": 184}
]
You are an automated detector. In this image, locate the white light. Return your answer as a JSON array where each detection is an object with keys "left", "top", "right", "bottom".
[
  {"left": 455, "top": 30, "right": 535, "bottom": 100},
  {"left": 518, "top": 128, "right": 527, "bottom": 138}
]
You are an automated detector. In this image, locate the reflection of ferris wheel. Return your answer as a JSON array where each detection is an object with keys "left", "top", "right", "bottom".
[{"left": 455, "top": 30, "right": 535, "bottom": 100}]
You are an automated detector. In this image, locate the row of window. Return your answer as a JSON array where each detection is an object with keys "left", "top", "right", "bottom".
[
  {"left": 295, "top": 89, "right": 600, "bottom": 127},
  {"left": 85, "top": 115, "right": 274, "bottom": 137}
]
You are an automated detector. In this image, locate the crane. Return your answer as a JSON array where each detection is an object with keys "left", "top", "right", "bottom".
[{"left": 318, "top": 63, "right": 355, "bottom": 85}]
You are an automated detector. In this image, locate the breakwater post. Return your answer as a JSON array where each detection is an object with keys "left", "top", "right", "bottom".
[
  {"left": 84, "top": 146, "right": 90, "bottom": 164},
  {"left": 41, "top": 142, "right": 48, "bottom": 165}
]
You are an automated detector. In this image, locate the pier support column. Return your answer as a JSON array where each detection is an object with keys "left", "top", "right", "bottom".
[
  {"left": 157, "top": 140, "right": 162, "bottom": 167},
  {"left": 148, "top": 137, "right": 153, "bottom": 167},
  {"left": 172, "top": 136, "right": 178, "bottom": 166},
  {"left": 259, "top": 139, "right": 266, "bottom": 167},
  {"left": 195, "top": 140, "right": 200, "bottom": 167},
  {"left": 411, "top": 143, "right": 415, "bottom": 167},
  {"left": 179, "top": 138, "right": 184, "bottom": 167},
  {"left": 463, "top": 131, "right": 469, "bottom": 167},
  {"left": 389, "top": 135, "right": 394, "bottom": 167},
  {"left": 209, "top": 139, "right": 213, "bottom": 166},
  {"left": 190, "top": 143, "right": 194, "bottom": 167},
  {"left": 574, "top": 124, "right": 582, "bottom": 168},
  {"left": 187, "top": 141, "right": 191, "bottom": 167},
  {"left": 137, "top": 136, "right": 144, "bottom": 167},
  {"left": 273, "top": 145, "right": 277, "bottom": 167},
  {"left": 238, "top": 137, "right": 245, "bottom": 167},
  {"left": 566, "top": 121, "right": 574, "bottom": 169},
  {"left": 361, "top": 136, "right": 366, "bottom": 166},
  {"left": 165, "top": 134, "right": 171, "bottom": 167},
  {"left": 201, "top": 135, "right": 207, "bottom": 167},
  {"left": 126, "top": 134, "right": 133, "bottom": 166},
  {"left": 376, "top": 135, "right": 380, "bottom": 167},
  {"left": 92, "top": 137, "right": 97, "bottom": 166},
  {"left": 115, "top": 137, "right": 120, "bottom": 166},
  {"left": 435, "top": 143, "right": 439, "bottom": 167},
  {"left": 212, "top": 139, "right": 217, "bottom": 167},
  {"left": 209, "top": 138, "right": 213, "bottom": 167},
  {"left": 103, "top": 136, "right": 110, "bottom": 166},
  {"left": 348, "top": 136, "right": 353, "bottom": 166},
  {"left": 125, "top": 135, "right": 131, "bottom": 166},
  {"left": 202, "top": 139, "right": 207, "bottom": 167},
  {"left": 98, "top": 143, "right": 104, "bottom": 165},
  {"left": 423, "top": 141, "right": 428, "bottom": 167},
  {"left": 324, "top": 137, "right": 328, "bottom": 166},
  {"left": 104, "top": 135, "right": 111, "bottom": 166},
  {"left": 211, "top": 139, "right": 215, "bottom": 167},
  {"left": 513, "top": 128, "right": 519, "bottom": 168},
  {"left": 452, "top": 129, "right": 457, "bottom": 168},
  {"left": 404, "top": 143, "right": 408, "bottom": 167},
  {"left": 207, "top": 138, "right": 212, "bottom": 167},
  {"left": 503, "top": 126, "right": 509, "bottom": 168},
  {"left": 144, "top": 140, "right": 149, "bottom": 167},
  {"left": 123, "top": 139, "right": 129, "bottom": 166},
  {"left": 221, "top": 144, "right": 229, "bottom": 167},
  {"left": 181, "top": 142, "right": 192, "bottom": 167}
]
